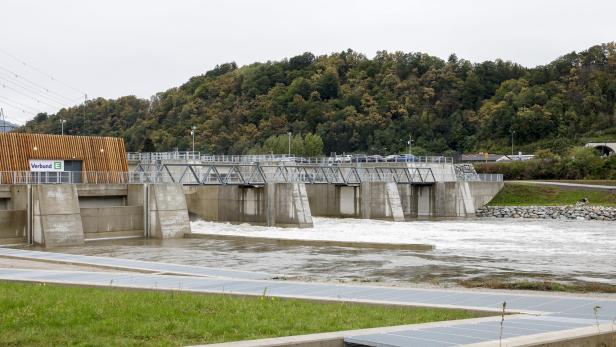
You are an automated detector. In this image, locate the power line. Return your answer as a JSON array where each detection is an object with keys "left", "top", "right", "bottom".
[
  {"left": 0, "top": 107, "right": 23, "bottom": 128},
  {"left": 0, "top": 65, "right": 81, "bottom": 104},
  {"left": 0, "top": 74, "right": 72, "bottom": 106},
  {"left": 0, "top": 95, "right": 42, "bottom": 115},
  {"left": 0, "top": 83, "right": 63, "bottom": 109},
  {"left": 0, "top": 107, "right": 5, "bottom": 132},
  {"left": 0, "top": 48, "right": 86, "bottom": 95}
]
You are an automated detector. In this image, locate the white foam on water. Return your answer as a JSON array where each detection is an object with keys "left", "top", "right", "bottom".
[{"left": 191, "top": 217, "right": 616, "bottom": 283}]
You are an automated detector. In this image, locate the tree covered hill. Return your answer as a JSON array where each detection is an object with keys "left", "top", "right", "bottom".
[{"left": 19, "top": 43, "right": 616, "bottom": 155}]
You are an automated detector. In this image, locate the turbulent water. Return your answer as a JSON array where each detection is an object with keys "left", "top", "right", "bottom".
[{"left": 52, "top": 217, "right": 616, "bottom": 286}]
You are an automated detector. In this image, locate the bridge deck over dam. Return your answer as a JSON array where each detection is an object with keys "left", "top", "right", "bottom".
[{"left": 135, "top": 163, "right": 438, "bottom": 186}]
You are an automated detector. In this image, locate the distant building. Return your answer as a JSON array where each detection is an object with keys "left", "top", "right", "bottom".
[
  {"left": 499, "top": 153, "right": 535, "bottom": 161},
  {"left": 459, "top": 153, "right": 507, "bottom": 163}
]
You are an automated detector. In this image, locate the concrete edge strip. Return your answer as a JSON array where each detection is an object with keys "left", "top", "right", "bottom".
[
  {"left": 188, "top": 315, "right": 523, "bottom": 347},
  {"left": 0, "top": 269, "right": 542, "bottom": 315},
  {"left": 459, "top": 322, "right": 616, "bottom": 347},
  {"left": 0, "top": 249, "right": 274, "bottom": 280},
  {"left": 0, "top": 246, "right": 280, "bottom": 280},
  {"left": 3, "top": 254, "right": 615, "bottom": 305}
]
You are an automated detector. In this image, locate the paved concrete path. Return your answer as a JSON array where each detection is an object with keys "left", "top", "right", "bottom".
[
  {"left": 0, "top": 248, "right": 273, "bottom": 280},
  {"left": 0, "top": 266, "right": 614, "bottom": 346},
  {"left": 512, "top": 180, "right": 616, "bottom": 192}
]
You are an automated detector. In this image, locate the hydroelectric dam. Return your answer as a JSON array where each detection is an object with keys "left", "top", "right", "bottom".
[{"left": 0, "top": 133, "right": 503, "bottom": 248}]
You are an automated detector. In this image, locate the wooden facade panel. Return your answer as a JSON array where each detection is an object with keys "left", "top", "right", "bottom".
[{"left": 0, "top": 133, "right": 128, "bottom": 180}]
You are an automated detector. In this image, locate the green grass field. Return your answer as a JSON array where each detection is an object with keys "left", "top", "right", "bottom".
[
  {"left": 0, "top": 281, "right": 488, "bottom": 346},
  {"left": 488, "top": 183, "right": 616, "bottom": 207}
]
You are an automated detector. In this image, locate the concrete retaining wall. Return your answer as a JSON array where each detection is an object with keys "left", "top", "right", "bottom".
[
  {"left": 81, "top": 206, "right": 144, "bottom": 238},
  {"left": 467, "top": 181, "right": 504, "bottom": 209},
  {"left": 431, "top": 182, "right": 475, "bottom": 217},
  {"left": 148, "top": 184, "right": 191, "bottom": 238},
  {"left": 0, "top": 210, "right": 26, "bottom": 242},
  {"left": 76, "top": 184, "right": 128, "bottom": 197},
  {"left": 426, "top": 181, "right": 503, "bottom": 218},
  {"left": 31, "top": 185, "right": 84, "bottom": 247}
]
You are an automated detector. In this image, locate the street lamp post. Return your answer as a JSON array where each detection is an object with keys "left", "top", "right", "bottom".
[
  {"left": 287, "top": 132, "right": 292, "bottom": 157},
  {"left": 407, "top": 135, "right": 413, "bottom": 155},
  {"left": 60, "top": 119, "right": 66, "bottom": 135},
  {"left": 510, "top": 129, "right": 516, "bottom": 156},
  {"left": 191, "top": 126, "right": 196, "bottom": 158}
]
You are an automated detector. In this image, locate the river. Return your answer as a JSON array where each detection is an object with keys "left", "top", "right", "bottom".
[{"left": 49, "top": 217, "right": 616, "bottom": 287}]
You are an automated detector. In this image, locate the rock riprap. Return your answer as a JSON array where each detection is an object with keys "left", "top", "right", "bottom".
[{"left": 477, "top": 203, "right": 616, "bottom": 221}]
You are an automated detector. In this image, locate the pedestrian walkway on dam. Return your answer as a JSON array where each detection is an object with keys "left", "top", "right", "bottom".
[
  {"left": 0, "top": 264, "right": 614, "bottom": 346},
  {"left": 0, "top": 248, "right": 273, "bottom": 280}
]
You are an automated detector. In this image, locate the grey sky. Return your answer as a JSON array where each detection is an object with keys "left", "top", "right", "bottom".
[{"left": 1, "top": 0, "right": 614, "bottom": 124}]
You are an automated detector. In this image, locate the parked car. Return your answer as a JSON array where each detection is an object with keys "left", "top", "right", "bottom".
[
  {"left": 331, "top": 155, "right": 352, "bottom": 163},
  {"left": 351, "top": 154, "right": 368, "bottom": 163},
  {"left": 386, "top": 154, "right": 416, "bottom": 162}
]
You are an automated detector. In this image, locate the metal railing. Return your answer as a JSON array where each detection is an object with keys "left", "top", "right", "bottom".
[
  {"left": 135, "top": 163, "right": 437, "bottom": 185},
  {"left": 476, "top": 173, "right": 504, "bottom": 182},
  {"left": 126, "top": 152, "right": 454, "bottom": 165},
  {"left": 456, "top": 172, "right": 504, "bottom": 182},
  {"left": 0, "top": 171, "right": 148, "bottom": 184},
  {"left": 127, "top": 151, "right": 202, "bottom": 161},
  {"left": 0, "top": 169, "right": 502, "bottom": 185}
]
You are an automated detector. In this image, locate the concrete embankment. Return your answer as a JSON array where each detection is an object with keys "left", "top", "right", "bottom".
[{"left": 477, "top": 204, "right": 616, "bottom": 221}]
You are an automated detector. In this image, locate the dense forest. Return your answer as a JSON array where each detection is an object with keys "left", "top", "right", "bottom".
[{"left": 18, "top": 42, "right": 616, "bottom": 156}]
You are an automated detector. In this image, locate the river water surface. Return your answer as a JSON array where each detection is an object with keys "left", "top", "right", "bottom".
[{"left": 50, "top": 217, "right": 616, "bottom": 287}]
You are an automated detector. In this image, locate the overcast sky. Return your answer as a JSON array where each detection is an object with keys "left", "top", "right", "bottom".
[{"left": 1, "top": 0, "right": 615, "bottom": 124}]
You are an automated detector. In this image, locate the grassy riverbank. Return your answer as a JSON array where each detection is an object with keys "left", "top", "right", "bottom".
[
  {"left": 460, "top": 277, "right": 616, "bottom": 293},
  {"left": 488, "top": 183, "right": 616, "bottom": 207},
  {"left": 0, "top": 281, "right": 488, "bottom": 346}
]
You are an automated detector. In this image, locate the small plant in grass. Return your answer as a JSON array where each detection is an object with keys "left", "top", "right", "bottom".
[
  {"left": 499, "top": 301, "right": 506, "bottom": 347},
  {"left": 593, "top": 305, "right": 601, "bottom": 332}
]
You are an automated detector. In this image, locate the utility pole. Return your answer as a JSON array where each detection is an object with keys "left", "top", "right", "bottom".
[
  {"left": 510, "top": 128, "right": 516, "bottom": 156},
  {"left": 407, "top": 135, "right": 413, "bottom": 155},
  {"left": 0, "top": 108, "right": 5, "bottom": 133},
  {"left": 191, "top": 126, "right": 197, "bottom": 157},
  {"left": 60, "top": 119, "right": 66, "bottom": 135},
  {"left": 288, "top": 131, "right": 292, "bottom": 156},
  {"left": 83, "top": 94, "right": 87, "bottom": 135}
]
